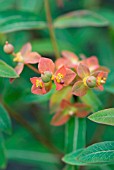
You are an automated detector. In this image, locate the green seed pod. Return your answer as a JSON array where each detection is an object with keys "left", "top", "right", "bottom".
[
  {"left": 86, "top": 76, "right": 96, "bottom": 88},
  {"left": 3, "top": 41, "right": 14, "bottom": 54},
  {"left": 44, "top": 71, "right": 52, "bottom": 78},
  {"left": 41, "top": 71, "right": 52, "bottom": 83}
]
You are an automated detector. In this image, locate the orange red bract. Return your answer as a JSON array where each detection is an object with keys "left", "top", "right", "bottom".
[
  {"left": 10, "top": 43, "right": 41, "bottom": 82},
  {"left": 51, "top": 100, "right": 91, "bottom": 126}
]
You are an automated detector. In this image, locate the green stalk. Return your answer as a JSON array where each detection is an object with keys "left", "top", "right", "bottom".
[
  {"left": 44, "top": 0, "right": 60, "bottom": 59},
  {"left": 65, "top": 117, "right": 86, "bottom": 170}
]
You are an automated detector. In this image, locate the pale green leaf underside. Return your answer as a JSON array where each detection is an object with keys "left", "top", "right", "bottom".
[
  {"left": 88, "top": 108, "right": 114, "bottom": 126},
  {"left": 54, "top": 10, "right": 109, "bottom": 28},
  {"left": 0, "top": 60, "right": 18, "bottom": 78},
  {"left": 77, "top": 141, "right": 114, "bottom": 164},
  {"left": 63, "top": 141, "right": 114, "bottom": 166}
]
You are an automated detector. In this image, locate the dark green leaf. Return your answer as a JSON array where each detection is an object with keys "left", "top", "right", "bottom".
[
  {"left": 0, "top": 134, "right": 7, "bottom": 168},
  {"left": 88, "top": 108, "right": 114, "bottom": 126},
  {"left": 0, "top": 104, "right": 12, "bottom": 134},
  {"left": 0, "top": 10, "right": 47, "bottom": 33},
  {"left": 54, "top": 10, "right": 109, "bottom": 28},
  {"left": 7, "top": 149, "right": 59, "bottom": 165},
  {"left": 0, "top": 60, "right": 18, "bottom": 78},
  {"left": 6, "top": 126, "right": 60, "bottom": 167}
]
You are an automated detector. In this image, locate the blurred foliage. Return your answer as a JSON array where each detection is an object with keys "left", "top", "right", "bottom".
[{"left": 0, "top": 0, "right": 114, "bottom": 169}]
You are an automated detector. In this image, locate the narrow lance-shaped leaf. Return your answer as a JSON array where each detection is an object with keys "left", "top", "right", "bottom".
[
  {"left": 88, "top": 108, "right": 114, "bottom": 126},
  {"left": 0, "top": 104, "right": 12, "bottom": 134},
  {"left": 54, "top": 10, "right": 109, "bottom": 28},
  {"left": 0, "top": 10, "right": 47, "bottom": 33},
  {"left": 0, "top": 60, "right": 18, "bottom": 78},
  {"left": 7, "top": 150, "right": 59, "bottom": 165}
]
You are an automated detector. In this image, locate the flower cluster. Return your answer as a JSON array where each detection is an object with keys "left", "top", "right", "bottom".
[
  {"left": 30, "top": 50, "right": 109, "bottom": 96},
  {"left": 3, "top": 42, "right": 109, "bottom": 126},
  {"left": 3, "top": 42, "right": 109, "bottom": 96},
  {"left": 30, "top": 57, "right": 76, "bottom": 94}
]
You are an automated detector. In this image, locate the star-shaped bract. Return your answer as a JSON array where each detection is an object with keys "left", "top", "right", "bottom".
[
  {"left": 55, "top": 50, "right": 79, "bottom": 70},
  {"left": 12, "top": 43, "right": 41, "bottom": 78},
  {"left": 72, "top": 63, "right": 108, "bottom": 96},
  {"left": 30, "top": 77, "right": 46, "bottom": 95}
]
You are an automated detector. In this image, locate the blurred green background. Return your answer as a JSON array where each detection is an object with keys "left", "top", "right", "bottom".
[{"left": 0, "top": 0, "right": 114, "bottom": 169}]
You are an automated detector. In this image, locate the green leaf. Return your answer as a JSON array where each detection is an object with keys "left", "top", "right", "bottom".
[
  {"left": 0, "top": 10, "right": 46, "bottom": 33},
  {"left": 0, "top": 134, "right": 7, "bottom": 168},
  {"left": 54, "top": 10, "right": 109, "bottom": 28},
  {"left": 77, "top": 141, "right": 114, "bottom": 164},
  {"left": 63, "top": 141, "right": 114, "bottom": 166},
  {"left": 96, "top": 9, "right": 114, "bottom": 27},
  {"left": 0, "top": 60, "right": 18, "bottom": 78},
  {"left": 0, "top": 104, "right": 12, "bottom": 134},
  {"left": 7, "top": 149, "right": 59, "bottom": 165},
  {"left": 88, "top": 108, "right": 114, "bottom": 126},
  {"left": 62, "top": 149, "right": 86, "bottom": 166},
  {"left": 65, "top": 117, "right": 86, "bottom": 154}
]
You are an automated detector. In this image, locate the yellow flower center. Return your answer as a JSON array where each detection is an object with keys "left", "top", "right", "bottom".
[
  {"left": 36, "top": 79, "right": 43, "bottom": 88},
  {"left": 13, "top": 52, "right": 24, "bottom": 63},
  {"left": 51, "top": 75, "right": 55, "bottom": 81},
  {"left": 97, "top": 77, "right": 106, "bottom": 86},
  {"left": 56, "top": 73, "right": 64, "bottom": 84},
  {"left": 83, "top": 76, "right": 89, "bottom": 86}
]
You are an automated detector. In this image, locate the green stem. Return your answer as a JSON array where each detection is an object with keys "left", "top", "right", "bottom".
[
  {"left": 44, "top": 0, "right": 60, "bottom": 59},
  {"left": 26, "top": 64, "right": 40, "bottom": 74},
  {"left": 65, "top": 117, "right": 86, "bottom": 170}
]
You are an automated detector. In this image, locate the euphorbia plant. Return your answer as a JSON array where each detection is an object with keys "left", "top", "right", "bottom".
[
  {"left": 1, "top": 0, "right": 114, "bottom": 169},
  {"left": 3, "top": 40, "right": 110, "bottom": 169}
]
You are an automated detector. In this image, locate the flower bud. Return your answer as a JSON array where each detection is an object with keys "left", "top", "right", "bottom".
[
  {"left": 86, "top": 76, "right": 96, "bottom": 88},
  {"left": 3, "top": 41, "right": 14, "bottom": 54},
  {"left": 41, "top": 71, "right": 52, "bottom": 83}
]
